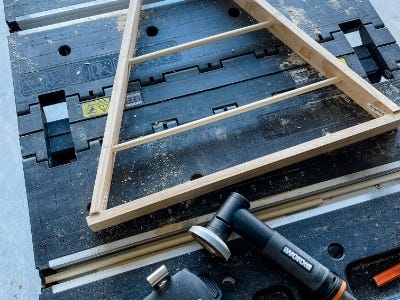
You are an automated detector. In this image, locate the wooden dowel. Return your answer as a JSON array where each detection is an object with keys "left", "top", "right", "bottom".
[
  {"left": 113, "top": 77, "right": 339, "bottom": 152},
  {"left": 128, "top": 21, "right": 272, "bottom": 66},
  {"left": 88, "top": 112, "right": 400, "bottom": 232},
  {"left": 233, "top": 0, "right": 400, "bottom": 116},
  {"left": 89, "top": 0, "right": 142, "bottom": 215},
  {"left": 88, "top": 0, "right": 400, "bottom": 232}
]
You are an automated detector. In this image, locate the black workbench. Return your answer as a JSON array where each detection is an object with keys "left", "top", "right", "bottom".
[{"left": 6, "top": 0, "right": 400, "bottom": 298}]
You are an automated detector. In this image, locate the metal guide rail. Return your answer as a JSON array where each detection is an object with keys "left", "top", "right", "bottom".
[
  {"left": 40, "top": 185, "right": 400, "bottom": 299},
  {"left": 2, "top": 0, "right": 385, "bottom": 33}
]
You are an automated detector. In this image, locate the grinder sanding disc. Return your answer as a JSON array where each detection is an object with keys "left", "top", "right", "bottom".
[{"left": 189, "top": 225, "right": 231, "bottom": 261}]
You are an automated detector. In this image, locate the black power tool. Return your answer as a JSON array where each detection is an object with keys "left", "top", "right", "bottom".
[
  {"left": 190, "top": 192, "right": 357, "bottom": 300},
  {"left": 144, "top": 265, "right": 222, "bottom": 300}
]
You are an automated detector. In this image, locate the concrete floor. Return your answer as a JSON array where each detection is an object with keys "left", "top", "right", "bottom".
[
  {"left": 0, "top": 0, "right": 398, "bottom": 299},
  {"left": 371, "top": 0, "right": 400, "bottom": 42},
  {"left": 0, "top": 1, "right": 41, "bottom": 299}
]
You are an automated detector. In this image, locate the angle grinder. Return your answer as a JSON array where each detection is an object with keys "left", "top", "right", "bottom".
[{"left": 189, "top": 192, "right": 357, "bottom": 300}]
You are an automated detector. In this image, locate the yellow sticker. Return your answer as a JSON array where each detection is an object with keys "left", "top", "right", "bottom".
[
  {"left": 339, "top": 57, "right": 347, "bottom": 65},
  {"left": 82, "top": 97, "right": 110, "bottom": 118}
]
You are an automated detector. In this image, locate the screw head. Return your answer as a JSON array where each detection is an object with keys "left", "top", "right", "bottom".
[{"left": 222, "top": 276, "right": 236, "bottom": 289}]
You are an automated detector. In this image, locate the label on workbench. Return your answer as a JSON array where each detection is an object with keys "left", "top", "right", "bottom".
[
  {"left": 125, "top": 91, "right": 144, "bottom": 108},
  {"left": 81, "top": 91, "right": 144, "bottom": 118},
  {"left": 339, "top": 57, "right": 348, "bottom": 65},
  {"left": 82, "top": 97, "right": 110, "bottom": 118}
]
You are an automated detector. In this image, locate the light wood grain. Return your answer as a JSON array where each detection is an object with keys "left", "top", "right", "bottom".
[
  {"left": 233, "top": 0, "right": 400, "bottom": 117},
  {"left": 128, "top": 21, "right": 271, "bottom": 66},
  {"left": 88, "top": 0, "right": 400, "bottom": 230},
  {"left": 89, "top": 0, "right": 142, "bottom": 214},
  {"left": 113, "top": 77, "right": 339, "bottom": 152},
  {"left": 87, "top": 113, "right": 400, "bottom": 231}
]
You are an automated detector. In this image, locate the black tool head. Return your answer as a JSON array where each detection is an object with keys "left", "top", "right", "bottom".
[
  {"left": 189, "top": 225, "right": 231, "bottom": 260},
  {"left": 189, "top": 193, "right": 252, "bottom": 260}
]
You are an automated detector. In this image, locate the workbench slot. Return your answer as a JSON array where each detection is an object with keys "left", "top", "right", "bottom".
[{"left": 38, "top": 90, "right": 77, "bottom": 167}]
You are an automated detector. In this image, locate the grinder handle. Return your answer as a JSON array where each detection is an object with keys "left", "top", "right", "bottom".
[
  {"left": 263, "top": 231, "right": 346, "bottom": 300},
  {"left": 233, "top": 208, "right": 348, "bottom": 300}
]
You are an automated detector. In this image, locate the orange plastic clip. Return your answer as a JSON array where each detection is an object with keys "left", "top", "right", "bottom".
[{"left": 373, "top": 262, "right": 400, "bottom": 287}]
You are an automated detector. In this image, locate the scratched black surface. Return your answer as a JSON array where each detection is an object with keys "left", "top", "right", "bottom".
[
  {"left": 22, "top": 75, "right": 400, "bottom": 272},
  {"left": 4, "top": 0, "right": 383, "bottom": 38},
  {"left": 9, "top": 0, "right": 393, "bottom": 117},
  {"left": 8, "top": 1, "right": 400, "bottom": 299},
  {"left": 9, "top": 0, "right": 280, "bottom": 115},
  {"left": 40, "top": 190, "right": 400, "bottom": 299}
]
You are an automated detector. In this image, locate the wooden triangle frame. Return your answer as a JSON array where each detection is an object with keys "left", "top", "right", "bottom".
[{"left": 87, "top": 0, "right": 400, "bottom": 231}]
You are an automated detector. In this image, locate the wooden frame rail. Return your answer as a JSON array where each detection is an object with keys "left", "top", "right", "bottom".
[
  {"left": 87, "top": 0, "right": 400, "bottom": 231},
  {"left": 113, "top": 77, "right": 339, "bottom": 152},
  {"left": 128, "top": 21, "right": 272, "bottom": 66}
]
